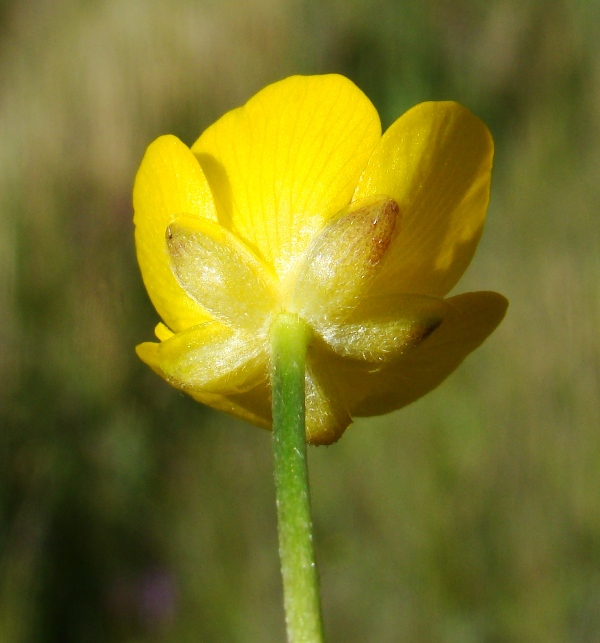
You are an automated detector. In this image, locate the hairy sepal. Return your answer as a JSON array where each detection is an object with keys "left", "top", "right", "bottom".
[{"left": 291, "top": 196, "right": 400, "bottom": 325}]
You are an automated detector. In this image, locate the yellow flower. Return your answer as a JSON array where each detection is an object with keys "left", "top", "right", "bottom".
[{"left": 134, "top": 74, "right": 507, "bottom": 445}]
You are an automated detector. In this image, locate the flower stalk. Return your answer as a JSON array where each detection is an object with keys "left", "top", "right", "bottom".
[{"left": 271, "top": 313, "right": 324, "bottom": 643}]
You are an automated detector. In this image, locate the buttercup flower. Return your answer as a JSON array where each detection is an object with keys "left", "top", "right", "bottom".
[{"left": 134, "top": 74, "right": 507, "bottom": 445}]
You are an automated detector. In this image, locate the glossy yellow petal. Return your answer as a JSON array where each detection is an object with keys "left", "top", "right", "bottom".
[
  {"left": 133, "top": 135, "right": 218, "bottom": 332},
  {"left": 354, "top": 102, "right": 493, "bottom": 297},
  {"left": 318, "top": 293, "right": 449, "bottom": 362},
  {"left": 136, "top": 322, "right": 267, "bottom": 395},
  {"left": 166, "top": 215, "right": 278, "bottom": 332},
  {"left": 192, "top": 75, "right": 381, "bottom": 278},
  {"left": 331, "top": 291, "right": 507, "bottom": 416},
  {"left": 291, "top": 196, "right": 399, "bottom": 324}
]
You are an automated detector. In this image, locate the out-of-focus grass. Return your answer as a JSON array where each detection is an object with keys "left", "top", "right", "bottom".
[{"left": 1, "top": 0, "right": 599, "bottom": 641}]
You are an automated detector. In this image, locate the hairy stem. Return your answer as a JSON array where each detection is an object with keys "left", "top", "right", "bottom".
[{"left": 271, "top": 313, "right": 324, "bottom": 643}]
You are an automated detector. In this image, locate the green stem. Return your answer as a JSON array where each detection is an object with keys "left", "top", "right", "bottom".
[{"left": 271, "top": 313, "right": 324, "bottom": 643}]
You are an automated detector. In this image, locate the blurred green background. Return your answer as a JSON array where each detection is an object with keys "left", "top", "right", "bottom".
[{"left": 1, "top": 0, "right": 599, "bottom": 641}]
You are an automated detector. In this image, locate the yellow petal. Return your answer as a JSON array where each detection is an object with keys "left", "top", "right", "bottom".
[
  {"left": 154, "top": 322, "right": 174, "bottom": 341},
  {"left": 192, "top": 74, "right": 381, "bottom": 279},
  {"left": 291, "top": 196, "right": 399, "bottom": 324},
  {"left": 133, "top": 135, "right": 218, "bottom": 332},
  {"left": 354, "top": 102, "right": 493, "bottom": 297},
  {"left": 318, "top": 293, "right": 449, "bottom": 362},
  {"left": 136, "top": 322, "right": 267, "bottom": 395},
  {"left": 188, "top": 382, "right": 272, "bottom": 430},
  {"left": 332, "top": 291, "right": 508, "bottom": 416},
  {"left": 166, "top": 215, "right": 278, "bottom": 332},
  {"left": 135, "top": 340, "right": 164, "bottom": 379}
]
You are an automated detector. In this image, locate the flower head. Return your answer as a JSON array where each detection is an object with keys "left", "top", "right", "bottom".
[{"left": 134, "top": 74, "right": 507, "bottom": 445}]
